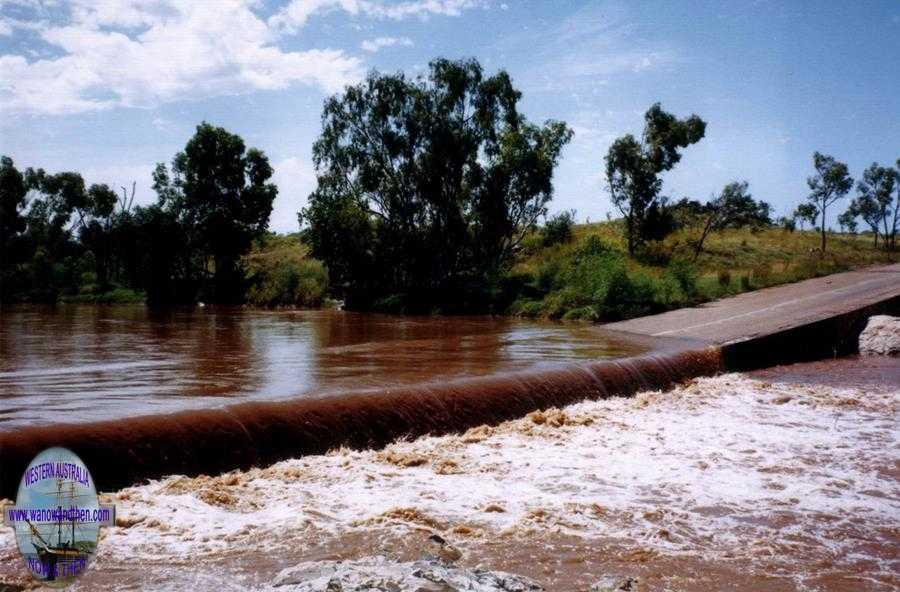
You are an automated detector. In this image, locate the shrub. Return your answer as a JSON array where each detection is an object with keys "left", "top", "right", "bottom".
[
  {"left": 541, "top": 210, "right": 575, "bottom": 247},
  {"left": 666, "top": 259, "right": 698, "bottom": 299},
  {"left": 717, "top": 269, "right": 732, "bottom": 287},
  {"left": 750, "top": 264, "right": 771, "bottom": 287},
  {"left": 246, "top": 258, "right": 328, "bottom": 308},
  {"left": 575, "top": 234, "right": 615, "bottom": 258},
  {"left": 509, "top": 298, "right": 544, "bottom": 318}
]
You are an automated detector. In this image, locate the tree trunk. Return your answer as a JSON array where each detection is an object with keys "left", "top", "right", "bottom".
[
  {"left": 820, "top": 204, "right": 827, "bottom": 254},
  {"left": 626, "top": 213, "right": 635, "bottom": 256}
]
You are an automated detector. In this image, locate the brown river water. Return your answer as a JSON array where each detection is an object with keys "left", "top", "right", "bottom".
[
  {"left": 0, "top": 305, "right": 896, "bottom": 591},
  {"left": 0, "top": 305, "right": 645, "bottom": 429}
]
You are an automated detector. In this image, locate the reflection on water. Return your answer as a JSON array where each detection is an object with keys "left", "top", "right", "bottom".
[{"left": 0, "top": 305, "right": 643, "bottom": 428}]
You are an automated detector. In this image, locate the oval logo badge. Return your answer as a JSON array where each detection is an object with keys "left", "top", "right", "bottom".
[{"left": 3, "top": 447, "right": 115, "bottom": 586}]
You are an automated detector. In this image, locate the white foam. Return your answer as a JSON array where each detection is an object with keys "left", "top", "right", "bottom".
[{"left": 3, "top": 373, "right": 896, "bottom": 587}]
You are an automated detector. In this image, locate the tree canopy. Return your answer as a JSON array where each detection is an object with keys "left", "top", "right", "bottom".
[
  {"left": 846, "top": 162, "right": 897, "bottom": 249},
  {"left": 605, "top": 103, "right": 706, "bottom": 254},
  {"left": 302, "top": 58, "right": 572, "bottom": 312},
  {"left": 690, "top": 181, "right": 771, "bottom": 259},
  {"left": 805, "top": 151, "right": 853, "bottom": 253},
  {"left": 0, "top": 124, "right": 276, "bottom": 305},
  {"left": 153, "top": 122, "right": 277, "bottom": 303}
]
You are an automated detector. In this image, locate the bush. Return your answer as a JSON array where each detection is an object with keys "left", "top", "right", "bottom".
[
  {"left": 750, "top": 264, "right": 771, "bottom": 287},
  {"left": 246, "top": 258, "right": 328, "bottom": 308},
  {"left": 62, "top": 287, "right": 145, "bottom": 304},
  {"left": 666, "top": 259, "right": 698, "bottom": 299},
  {"left": 717, "top": 269, "right": 731, "bottom": 287},
  {"left": 541, "top": 210, "right": 575, "bottom": 247},
  {"left": 575, "top": 234, "right": 615, "bottom": 258}
]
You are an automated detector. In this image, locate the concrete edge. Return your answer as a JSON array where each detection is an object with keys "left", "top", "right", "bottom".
[{"left": 720, "top": 294, "right": 900, "bottom": 372}]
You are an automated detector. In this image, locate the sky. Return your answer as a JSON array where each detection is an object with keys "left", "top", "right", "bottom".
[{"left": 1, "top": 0, "right": 898, "bottom": 232}]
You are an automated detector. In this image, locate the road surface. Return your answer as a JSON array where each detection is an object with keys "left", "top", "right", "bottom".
[{"left": 608, "top": 262, "right": 900, "bottom": 345}]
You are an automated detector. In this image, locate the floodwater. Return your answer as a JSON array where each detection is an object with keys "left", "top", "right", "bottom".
[
  {"left": 0, "top": 356, "right": 894, "bottom": 591},
  {"left": 0, "top": 305, "right": 646, "bottom": 428}
]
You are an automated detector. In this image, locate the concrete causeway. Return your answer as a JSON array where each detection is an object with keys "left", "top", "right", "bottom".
[{"left": 608, "top": 262, "right": 900, "bottom": 369}]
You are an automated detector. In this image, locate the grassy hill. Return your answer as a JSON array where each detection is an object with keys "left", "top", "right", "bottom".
[
  {"left": 508, "top": 221, "right": 897, "bottom": 321},
  {"left": 246, "top": 223, "right": 896, "bottom": 320}
]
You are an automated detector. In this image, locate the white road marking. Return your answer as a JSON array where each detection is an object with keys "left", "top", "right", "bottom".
[{"left": 651, "top": 276, "right": 895, "bottom": 337}]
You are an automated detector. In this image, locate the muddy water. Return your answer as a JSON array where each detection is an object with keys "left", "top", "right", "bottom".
[
  {"left": 1, "top": 357, "right": 894, "bottom": 591},
  {"left": 0, "top": 305, "right": 645, "bottom": 428}
]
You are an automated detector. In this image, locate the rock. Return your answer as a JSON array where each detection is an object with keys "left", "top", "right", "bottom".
[
  {"left": 269, "top": 556, "right": 544, "bottom": 591},
  {"left": 859, "top": 315, "right": 900, "bottom": 356},
  {"left": 590, "top": 576, "right": 637, "bottom": 591}
]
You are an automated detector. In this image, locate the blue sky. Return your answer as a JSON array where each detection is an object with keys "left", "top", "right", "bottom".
[{"left": 1, "top": 0, "right": 898, "bottom": 232}]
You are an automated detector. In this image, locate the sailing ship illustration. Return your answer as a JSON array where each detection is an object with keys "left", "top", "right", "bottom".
[{"left": 21, "top": 476, "right": 95, "bottom": 583}]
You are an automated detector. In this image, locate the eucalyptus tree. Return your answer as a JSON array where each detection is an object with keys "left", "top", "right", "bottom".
[
  {"left": 605, "top": 103, "right": 706, "bottom": 254},
  {"left": 153, "top": 123, "right": 277, "bottom": 303},
  {"left": 302, "top": 58, "right": 572, "bottom": 311},
  {"left": 793, "top": 202, "right": 818, "bottom": 232},
  {"left": 691, "top": 181, "right": 770, "bottom": 259},
  {"left": 848, "top": 162, "right": 896, "bottom": 249},
  {"left": 805, "top": 152, "right": 853, "bottom": 253}
]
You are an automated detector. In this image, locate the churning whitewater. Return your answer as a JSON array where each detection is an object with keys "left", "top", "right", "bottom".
[{"left": 1, "top": 361, "right": 894, "bottom": 591}]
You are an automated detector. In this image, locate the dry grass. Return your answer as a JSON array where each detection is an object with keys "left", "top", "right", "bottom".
[{"left": 509, "top": 221, "right": 897, "bottom": 321}]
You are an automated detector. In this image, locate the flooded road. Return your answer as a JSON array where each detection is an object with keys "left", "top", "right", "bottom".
[
  {"left": 0, "top": 305, "right": 644, "bottom": 428},
  {"left": 0, "top": 356, "right": 894, "bottom": 591}
]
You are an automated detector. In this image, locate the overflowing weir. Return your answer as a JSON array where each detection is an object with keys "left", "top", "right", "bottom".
[{"left": 0, "top": 347, "right": 720, "bottom": 498}]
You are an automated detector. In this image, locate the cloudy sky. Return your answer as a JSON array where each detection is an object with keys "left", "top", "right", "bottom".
[{"left": 1, "top": 0, "right": 898, "bottom": 232}]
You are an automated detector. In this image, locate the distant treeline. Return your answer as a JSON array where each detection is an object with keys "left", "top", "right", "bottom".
[
  {"left": 1, "top": 124, "right": 277, "bottom": 305},
  {"left": 2, "top": 57, "right": 898, "bottom": 312}
]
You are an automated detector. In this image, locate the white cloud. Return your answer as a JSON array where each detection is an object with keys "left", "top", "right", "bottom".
[
  {"left": 79, "top": 163, "right": 158, "bottom": 208},
  {"left": 0, "top": 0, "right": 364, "bottom": 115},
  {"left": 0, "top": 19, "right": 11, "bottom": 36},
  {"left": 270, "top": 155, "right": 317, "bottom": 233},
  {"left": 269, "top": 0, "right": 481, "bottom": 32},
  {"left": 360, "top": 35, "right": 412, "bottom": 53}
]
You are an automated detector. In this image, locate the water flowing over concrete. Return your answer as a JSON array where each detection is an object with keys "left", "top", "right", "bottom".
[{"left": 0, "top": 347, "right": 719, "bottom": 498}]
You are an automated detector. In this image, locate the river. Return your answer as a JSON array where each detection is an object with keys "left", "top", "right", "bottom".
[{"left": 0, "top": 305, "right": 645, "bottom": 429}]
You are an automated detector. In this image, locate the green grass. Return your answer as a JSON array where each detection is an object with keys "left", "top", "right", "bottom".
[{"left": 508, "top": 222, "right": 897, "bottom": 321}]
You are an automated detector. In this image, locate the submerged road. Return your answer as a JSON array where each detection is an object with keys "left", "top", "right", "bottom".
[{"left": 608, "top": 262, "right": 900, "bottom": 345}]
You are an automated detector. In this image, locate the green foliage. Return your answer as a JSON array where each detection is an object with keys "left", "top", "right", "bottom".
[
  {"left": 806, "top": 152, "right": 853, "bottom": 252},
  {"left": 541, "top": 210, "right": 575, "bottom": 247},
  {"left": 605, "top": 103, "right": 706, "bottom": 254},
  {"left": 1, "top": 124, "right": 276, "bottom": 306},
  {"left": 508, "top": 220, "right": 896, "bottom": 322},
  {"left": 717, "top": 269, "right": 732, "bottom": 287},
  {"left": 0, "top": 156, "right": 29, "bottom": 299},
  {"left": 666, "top": 259, "right": 698, "bottom": 299},
  {"left": 153, "top": 123, "right": 278, "bottom": 304},
  {"left": 689, "top": 181, "right": 771, "bottom": 259},
  {"left": 511, "top": 236, "right": 665, "bottom": 320},
  {"left": 837, "top": 208, "right": 858, "bottom": 233},
  {"left": 63, "top": 288, "right": 145, "bottom": 304},
  {"left": 303, "top": 58, "right": 573, "bottom": 312},
  {"left": 244, "top": 234, "right": 328, "bottom": 308},
  {"left": 847, "top": 162, "right": 898, "bottom": 249},
  {"left": 793, "top": 202, "right": 818, "bottom": 230}
]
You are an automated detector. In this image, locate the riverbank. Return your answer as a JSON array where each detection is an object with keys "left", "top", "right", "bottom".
[
  {"left": 9, "top": 225, "right": 896, "bottom": 321},
  {"left": 1, "top": 355, "right": 895, "bottom": 591},
  {"left": 508, "top": 222, "right": 898, "bottom": 320}
]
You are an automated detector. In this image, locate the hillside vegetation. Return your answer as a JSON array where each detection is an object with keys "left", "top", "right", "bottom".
[
  {"left": 506, "top": 222, "right": 896, "bottom": 321},
  {"left": 246, "top": 223, "right": 895, "bottom": 320}
]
